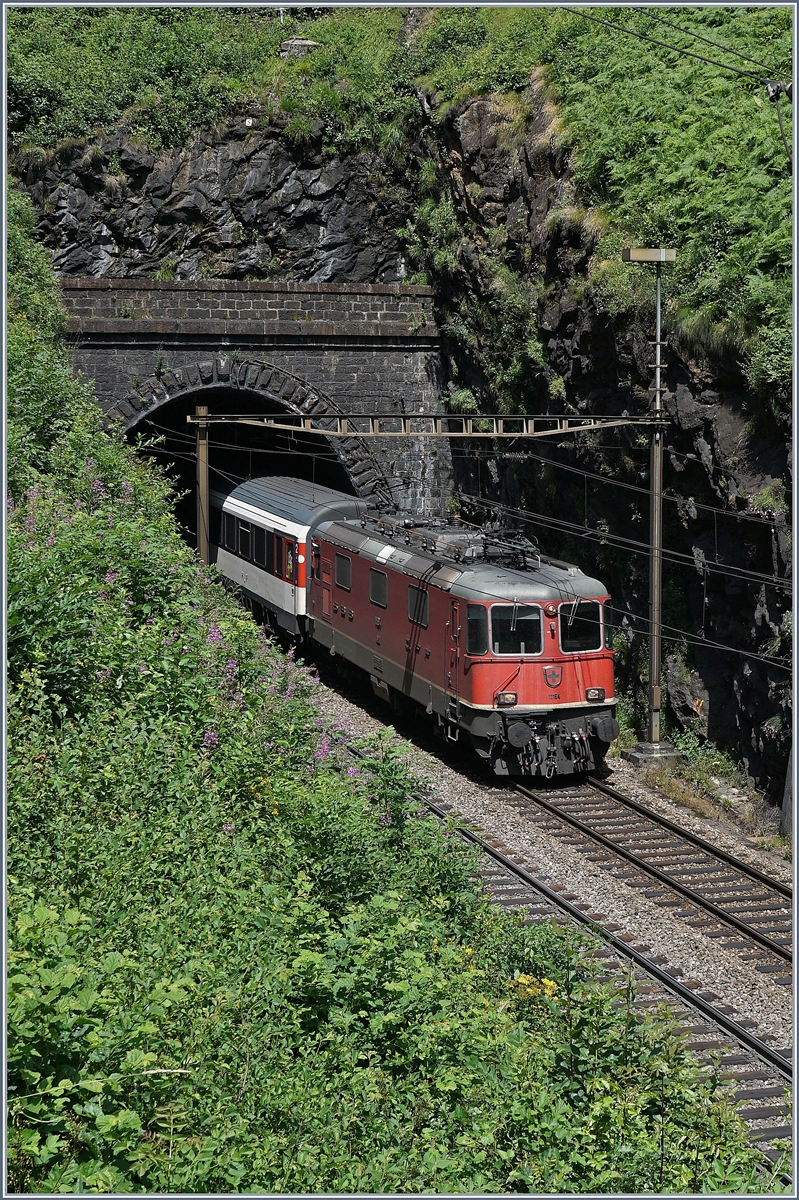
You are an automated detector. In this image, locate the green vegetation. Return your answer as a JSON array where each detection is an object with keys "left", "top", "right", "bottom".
[
  {"left": 412, "top": 6, "right": 792, "bottom": 412},
  {"left": 6, "top": 185, "right": 777, "bottom": 1192}
]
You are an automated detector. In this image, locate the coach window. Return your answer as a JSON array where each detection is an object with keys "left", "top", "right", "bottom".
[
  {"left": 466, "top": 604, "right": 488, "bottom": 655},
  {"left": 490, "top": 605, "right": 542, "bottom": 655},
  {"left": 275, "top": 535, "right": 284, "bottom": 578},
  {"left": 253, "top": 526, "right": 266, "bottom": 569},
  {"left": 286, "top": 541, "right": 295, "bottom": 582},
  {"left": 369, "top": 569, "right": 388, "bottom": 608},
  {"left": 560, "top": 601, "right": 602, "bottom": 652},
  {"left": 210, "top": 505, "right": 222, "bottom": 547},
  {"left": 408, "top": 584, "right": 429, "bottom": 628},
  {"left": 223, "top": 512, "right": 236, "bottom": 552},
  {"left": 238, "top": 519, "right": 251, "bottom": 560},
  {"left": 335, "top": 553, "right": 352, "bottom": 591}
]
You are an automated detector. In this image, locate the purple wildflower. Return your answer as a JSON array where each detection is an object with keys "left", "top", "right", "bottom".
[
  {"left": 379, "top": 813, "right": 393, "bottom": 827},
  {"left": 223, "top": 658, "right": 238, "bottom": 680},
  {"left": 92, "top": 479, "right": 106, "bottom": 494},
  {"left": 223, "top": 822, "right": 234, "bottom": 832},
  {"left": 46, "top": 536, "right": 55, "bottom": 546},
  {"left": 203, "top": 730, "right": 219, "bottom": 749},
  {"left": 97, "top": 667, "right": 112, "bottom": 682},
  {"left": 104, "top": 571, "right": 118, "bottom": 584},
  {"left": 137, "top": 664, "right": 147, "bottom": 673},
  {"left": 25, "top": 516, "right": 36, "bottom": 531},
  {"left": 314, "top": 736, "right": 332, "bottom": 762},
  {"left": 97, "top": 589, "right": 107, "bottom": 601},
  {"left": 6, "top": 495, "right": 14, "bottom": 514},
  {"left": 206, "top": 625, "right": 223, "bottom": 644},
  {"left": 346, "top": 766, "right": 360, "bottom": 778}
]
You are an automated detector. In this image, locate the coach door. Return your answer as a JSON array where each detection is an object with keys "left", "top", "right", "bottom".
[
  {"left": 321, "top": 558, "right": 332, "bottom": 620},
  {"left": 446, "top": 599, "right": 461, "bottom": 735}
]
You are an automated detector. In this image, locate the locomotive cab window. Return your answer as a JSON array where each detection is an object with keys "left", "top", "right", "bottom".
[
  {"left": 275, "top": 535, "right": 284, "bottom": 578},
  {"left": 466, "top": 604, "right": 488, "bottom": 655},
  {"left": 408, "top": 585, "right": 429, "bottom": 628},
  {"left": 335, "top": 553, "right": 351, "bottom": 590},
  {"left": 369, "top": 569, "right": 388, "bottom": 607},
  {"left": 491, "top": 605, "right": 542, "bottom": 655},
  {"left": 560, "top": 601, "right": 602, "bottom": 652}
]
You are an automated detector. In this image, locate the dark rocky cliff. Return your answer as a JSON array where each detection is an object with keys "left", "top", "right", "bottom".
[{"left": 13, "top": 93, "right": 791, "bottom": 801}]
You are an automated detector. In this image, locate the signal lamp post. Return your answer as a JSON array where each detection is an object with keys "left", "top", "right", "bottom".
[{"left": 620, "top": 248, "right": 682, "bottom": 765}]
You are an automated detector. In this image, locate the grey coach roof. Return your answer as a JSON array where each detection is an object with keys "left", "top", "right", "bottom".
[{"left": 224, "top": 476, "right": 367, "bottom": 527}]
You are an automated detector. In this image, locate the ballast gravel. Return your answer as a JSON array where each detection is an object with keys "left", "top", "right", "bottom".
[{"left": 303, "top": 664, "right": 794, "bottom": 1050}]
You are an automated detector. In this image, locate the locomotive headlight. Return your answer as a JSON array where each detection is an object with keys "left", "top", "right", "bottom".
[
  {"left": 496, "top": 692, "right": 518, "bottom": 706},
  {"left": 585, "top": 687, "right": 605, "bottom": 702}
]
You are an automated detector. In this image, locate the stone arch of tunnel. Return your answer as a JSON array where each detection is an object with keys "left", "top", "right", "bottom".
[{"left": 111, "top": 355, "right": 397, "bottom": 546}]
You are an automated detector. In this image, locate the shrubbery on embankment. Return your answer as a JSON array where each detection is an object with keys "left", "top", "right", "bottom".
[{"left": 6, "top": 185, "right": 768, "bottom": 1193}]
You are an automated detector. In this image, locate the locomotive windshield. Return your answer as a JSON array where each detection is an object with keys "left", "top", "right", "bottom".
[
  {"left": 560, "top": 601, "right": 602, "bottom": 651},
  {"left": 490, "top": 605, "right": 542, "bottom": 655}
]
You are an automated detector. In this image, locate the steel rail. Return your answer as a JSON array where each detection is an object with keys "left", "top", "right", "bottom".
[
  {"left": 513, "top": 784, "right": 792, "bottom": 963},
  {"left": 424, "top": 794, "right": 792, "bottom": 1080},
  {"left": 589, "top": 778, "right": 793, "bottom": 898}
]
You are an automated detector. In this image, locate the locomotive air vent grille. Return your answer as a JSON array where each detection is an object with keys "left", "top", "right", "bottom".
[{"left": 402, "top": 554, "right": 436, "bottom": 579}]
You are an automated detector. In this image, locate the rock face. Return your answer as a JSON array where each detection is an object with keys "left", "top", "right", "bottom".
[
  {"left": 15, "top": 114, "right": 412, "bottom": 283},
  {"left": 13, "top": 93, "right": 791, "bottom": 802}
]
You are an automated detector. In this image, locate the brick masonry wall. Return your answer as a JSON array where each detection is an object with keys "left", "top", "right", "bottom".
[{"left": 60, "top": 279, "right": 436, "bottom": 325}]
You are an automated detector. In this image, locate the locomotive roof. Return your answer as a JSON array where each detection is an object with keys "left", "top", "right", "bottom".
[
  {"left": 223, "top": 476, "right": 367, "bottom": 526},
  {"left": 316, "top": 518, "right": 608, "bottom": 603}
]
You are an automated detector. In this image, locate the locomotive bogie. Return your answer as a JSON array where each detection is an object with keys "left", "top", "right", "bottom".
[{"left": 212, "top": 478, "right": 621, "bottom": 778}]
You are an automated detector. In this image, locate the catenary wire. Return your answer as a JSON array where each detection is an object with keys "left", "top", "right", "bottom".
[
  {"left": 139, "top": 432, "right": 790, "bottom": 592},
  {"left": 457, "top": 492, "right": 791, "bottom": 593},
  {"left": 140, "top": 418, "right": 787, "bottom": 529},
  {"left": 560, "top": 5, "right": 782, "bottom": 84},
  {"left": 638, "top": 8, "right": 785, "bottom": 76}
]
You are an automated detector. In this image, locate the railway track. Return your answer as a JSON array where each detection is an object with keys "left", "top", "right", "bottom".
[
  {"left": 507, "top": 777, "right": 792, "bottom": 985},
  {"left": 426, "top": 794, "right": 793, "bottom": 1180}
]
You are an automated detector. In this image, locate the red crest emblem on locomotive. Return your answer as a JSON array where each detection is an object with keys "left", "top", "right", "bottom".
[{"left": 544, "top": 666, "right": 562, "bottom": 688}]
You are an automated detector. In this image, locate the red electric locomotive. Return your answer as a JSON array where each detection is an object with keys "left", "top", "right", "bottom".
[{"left": 211, "top": 477, "right": 620, "bottom": 777}]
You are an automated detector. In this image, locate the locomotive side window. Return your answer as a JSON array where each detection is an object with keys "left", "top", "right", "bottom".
[
  {"left": 253, "top": 526, "right": 266, "bottom": 568},
  {"left": 491, "top": 605, "right": 542, "bottom": 655},
  {"left": 408, "top": 585, "right": 429, "bottom": 628},
  {"left": 466, "top": 605, "right": 488, "bottom": 655},
  {"left": 335, "top": 553, "right": 352, "bottom": 590},
  {"left": 560, "top": 601, "right": 602, "bottom": 652},
  {"left": 238, "top": 520, "right": 251, "bottom": 560},
  {"left": 286, "top": 541, "right": 295, "bottom": 582},
  {"left": 369, "top": 569, "right": 388, "bottom": 607},
  {"left": 275, "top": 535, "right": 284, "bottom": 578},
  {"left": 266, "top": 530, "right": 274, "bottom": 574},
  {"left": 223, "top": 512, "right": 236, "bottom": 552}
]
